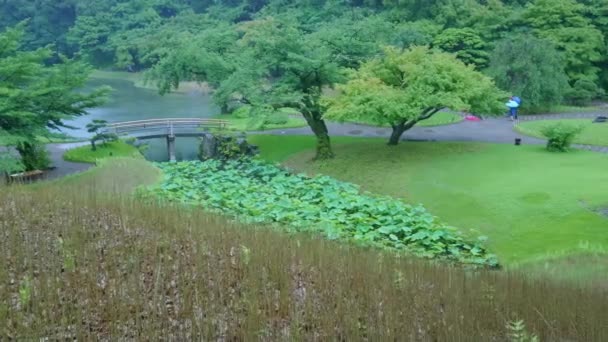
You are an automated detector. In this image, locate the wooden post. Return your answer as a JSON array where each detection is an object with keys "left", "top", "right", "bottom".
[{"left": 167, "top": 135, "right": 176, "bottom": 162}]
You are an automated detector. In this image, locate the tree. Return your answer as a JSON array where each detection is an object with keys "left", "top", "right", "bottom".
[
  {"left": 486, "top": 35, "right": 570, "bottom": 112},
  {"left": 325, "top": 46, "right": 506, "bottom": 145},
  {"left": 149, "top": 17, "right": 349, "bottom": 160},
  {"left": 523, "top": 0, "right": 605, "bottom": 83},
  {"left": 0, "top": 25, "right": 108, "bottom": 170},
  {"left": 433, "top": 28, "right": 490, "bottom": 68},
  {"left": 86, "top": 120, "right": 118, "bottom": 151}
]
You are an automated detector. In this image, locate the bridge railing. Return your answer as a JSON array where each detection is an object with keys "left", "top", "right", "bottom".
[{"left": 104, "top": 118, "right": 229, "bottom": 136}]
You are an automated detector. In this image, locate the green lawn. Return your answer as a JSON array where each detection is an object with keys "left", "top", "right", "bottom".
[
  {"left": 64, "top": 140, "right": 142, "bottom": 164},
  {"left": 516, "top": 119, "right": 608, "bottom": 146},
  {"left": 545, "top": 104, "right": 604, "bottom": 114},
  {"left": 253, "top": 137, "right": 608, "bottom": 279},
  {"left": 219, "top": 113, "right": 308, "bottom": 132},
  {"left": 249, "top": 135, "right": 382, "bottom": 162},
  {"left": 348, "top": 111, "right": 463, "bottom": 128}
]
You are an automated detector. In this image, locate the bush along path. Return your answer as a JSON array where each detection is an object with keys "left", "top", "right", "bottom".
[
  {"left": 518, "top": 113, "right": 608, "bottom": 153},
  {"left": 144, "top": 159, "right": 498, "bottom": 267}
]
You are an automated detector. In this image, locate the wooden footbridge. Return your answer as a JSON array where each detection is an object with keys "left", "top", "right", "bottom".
[{"left": 103, "top": 118, "right": 229, "bottom": 162}]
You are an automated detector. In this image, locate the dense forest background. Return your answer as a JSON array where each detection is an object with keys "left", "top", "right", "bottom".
[{"left": 2, "top": 0, "right": 608, "bottom": 110}]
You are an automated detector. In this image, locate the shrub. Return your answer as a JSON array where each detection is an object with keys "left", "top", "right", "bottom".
[
  {"left": 232, "top": 105, "right": 252, "bottom": 119},
  {"left": 566, "top": 79, "right": 603, "bottom": 106},
  {"left": 16, "top": 142, "right": 51, "bottom": 171},
  {"left": 264, "top": 112, "right": 289, "bottom": 125},
  {"left": 540, "top": 123, "right": 584, "bottom": 152},
  {"left": 147, "top": 159, "right": 497, "bottom": 266},
  {"left": 0, "top": 152, "right": 24, "bottom": 176}
]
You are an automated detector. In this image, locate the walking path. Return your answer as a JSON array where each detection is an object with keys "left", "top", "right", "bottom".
[
  {"left": 262, "top": 112, "right": 608, "bottom": 153},
  {"left": 44, "top": 142, "right": 92, "bottom": 180},
  {"left": 42, "top": 112, "right": 608, "bottom": 179}
]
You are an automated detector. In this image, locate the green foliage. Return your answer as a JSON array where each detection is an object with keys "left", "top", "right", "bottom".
[
  {"left": 0, "top": 24, "right": 108, "bottom": 170},
  {"left": 566, "top": 78, "right": 604, "bottom": 106},
  {"left": 147, "top": 16, "right": 352, "bottom": 159},
  {"left": 147, "top": 159, "right": 498, "bottom": 266},
  {"left": 433, "top": 28, "right": 489, "bottom": 68},
  {"left": 523, "top": 0, "right": 605, "bottom": 83},
  {"left": 282, "top": 139, "right": 608, "bottom": 268},
  {"left": 325, "top": 46, "right": 506, "bottom": 144},
  {"left": 517, "top": 118, "right": 608, "bottom": 147},
  {"left": 86, "top": 119, "right": 118, "bottom": 151},
  {"left": 486, "top": 35, "right": 570, "bottom": 112},
  {"left": 0, "top": 152, "right": 24, "bottom": 175},
  {"left": 507, "top": 320, "right": 539, "bottom": 342},
  {"left": 540, "top": 123, "right": 584, "bottom": 152},
  {"left": 16, "top": 143, "right": 51, "bottom": 171}
]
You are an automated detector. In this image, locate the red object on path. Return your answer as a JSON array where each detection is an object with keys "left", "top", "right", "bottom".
[{"left": 465, "top": 114, "right": 481, "bottom": 121}]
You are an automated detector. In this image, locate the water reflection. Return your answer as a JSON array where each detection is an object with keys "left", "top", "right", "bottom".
[{"left": 64, "top": 76, "right": 218, "bottom": 161}]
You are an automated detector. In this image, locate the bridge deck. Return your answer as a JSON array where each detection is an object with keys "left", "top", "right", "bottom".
[{"left": 104, "top": 118, "right": 229, "bottom": 138}]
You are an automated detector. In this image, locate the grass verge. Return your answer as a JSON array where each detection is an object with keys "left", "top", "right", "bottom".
[
  {"left": 63, "top": 140, "right": 142, "bottom": 164},
  {"left": 516, "top": 118, "right": 608, "bottom": 146}
]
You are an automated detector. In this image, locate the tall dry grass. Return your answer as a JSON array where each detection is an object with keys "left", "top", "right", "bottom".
[{"left": 0, "top": 183, "right": 606, "bottom": 340}]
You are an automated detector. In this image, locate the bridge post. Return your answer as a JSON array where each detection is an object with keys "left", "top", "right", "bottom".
[{"left": 166, "top": 135, "right": 176, "bottom": 162}]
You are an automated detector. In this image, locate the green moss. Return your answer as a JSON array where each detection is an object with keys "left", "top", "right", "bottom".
[{"left": 63, "top": 140, "right": 142, "bottom": 164}]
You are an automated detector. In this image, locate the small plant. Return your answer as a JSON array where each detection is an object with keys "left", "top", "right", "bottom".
[
  {"left": 19, "top": 276, "right": 32, "bottom": 307},
  {"left": 540, "top": 123, "right": 583, "bottom": 152},
  {"left": 506, "top": 320, "right": 539, "bottom": 342},
  {"left": 86, "top": 119, "right": 118, "bottom": 151}
]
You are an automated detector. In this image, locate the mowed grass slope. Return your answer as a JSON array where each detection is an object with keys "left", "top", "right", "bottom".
[
  {"left": 280, "top": 139, "right": 608, "bottom": 268},
  {"left": 2, "top": 164, "right": 607, "bottom": 340}
]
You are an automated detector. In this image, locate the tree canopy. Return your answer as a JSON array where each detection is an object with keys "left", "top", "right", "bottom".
[
  {"left": 0, "top": 25, "right": 108, "bottom": 170},
  {"left": 325, "top": 46, "right": 506, "bottom": 145},
  {"left": 487, "top": 35, "right": 571, "bottom": 112}
]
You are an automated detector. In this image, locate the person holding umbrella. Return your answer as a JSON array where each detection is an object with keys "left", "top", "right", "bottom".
[{"left": 506, "top": 96, "right": 521, "bottom": 121}]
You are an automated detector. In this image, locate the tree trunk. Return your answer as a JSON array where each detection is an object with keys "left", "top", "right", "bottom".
[
  {"left": 388, "top": 120, "right": 416, "bottom": 146},
  {"left": 388, "top": 125, "right": 405, "bottom": 145},
  {"left": 220, "top": 103, "right": 230, "bottom": 115},
  {"left": 303, "top": 112, "right": 334, "bottom": 160}
]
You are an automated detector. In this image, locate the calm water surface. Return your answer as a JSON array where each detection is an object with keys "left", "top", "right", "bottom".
[{"left": 64, "top": 77, "right": 219, "bottom": 161}]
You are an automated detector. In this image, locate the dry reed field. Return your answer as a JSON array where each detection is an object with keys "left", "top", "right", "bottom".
[{"left": 1, "top": 176, "right": 607, "bottom": 341}]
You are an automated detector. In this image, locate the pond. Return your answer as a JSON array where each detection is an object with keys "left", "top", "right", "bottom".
[{"left": 64, "top": 76, "right": 220, "bottom": 162}]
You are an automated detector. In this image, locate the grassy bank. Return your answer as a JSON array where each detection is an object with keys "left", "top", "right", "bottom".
[
  {"left": 516, "top": 118, "right": 608, "bottom": 146},
  {"left": 258, "top": 138, "right": 608, "bottom": 281},
  {"left": 63, "top": 141, "right": 142, "bottom": 164},
  {"left": 1, "top": 180, "right": 606, "bottom": 340}
]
